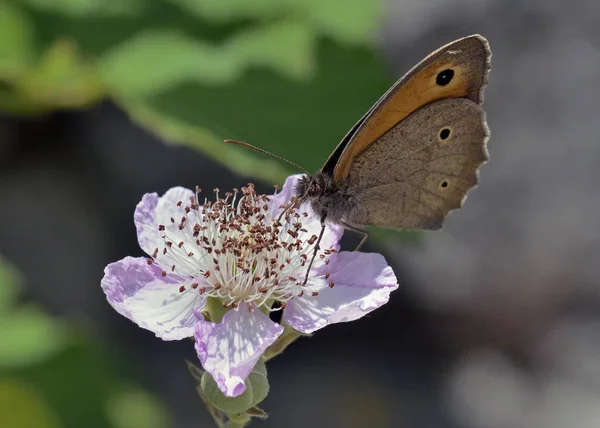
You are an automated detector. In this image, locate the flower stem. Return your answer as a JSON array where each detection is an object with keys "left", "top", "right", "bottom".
[
  {"left": 225, "top": 421, "right": 249, "bottom": 428},
  {"left": 263, "top": 323, "right": 304, "bottom": 361},
  {"left": 225, "top": 412, "right": 251, "bottom": 427}
]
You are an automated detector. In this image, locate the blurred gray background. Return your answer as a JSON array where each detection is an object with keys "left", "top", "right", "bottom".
[{"left": 1, "top": 0, "right": 599, "bottom": 427}]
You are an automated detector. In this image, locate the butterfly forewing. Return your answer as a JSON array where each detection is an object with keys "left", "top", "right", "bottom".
[{"left": 325, "top": 34, "right": 491, "bottom": 183}]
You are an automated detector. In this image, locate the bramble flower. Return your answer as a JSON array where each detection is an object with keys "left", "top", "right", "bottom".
[{"left": 101, "top": 175, "right": 398, "bottom": 397}]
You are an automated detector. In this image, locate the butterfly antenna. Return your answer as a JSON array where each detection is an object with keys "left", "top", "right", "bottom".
[{"left": 224, "top": 139, "right": 310, "bottom": 175}]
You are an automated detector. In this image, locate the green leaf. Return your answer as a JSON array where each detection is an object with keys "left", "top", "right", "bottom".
[
  {"left": 200, "top": 362, "right": 269, "bottom": 414},
  {"left": 106, "top": 385, "right": 170, "bottom": 428},
  {"left": 100, "top": 22, "right": 315, "bottom": 98},
  {"left": 165, "top": 0, "right": 292, "bottom": 22},
  {"left": 0, "top": 2, "right": 36, "bottom": 79},
  {"left": 21, "top": 0, "right": 145, "bottom": 17},
  {"left": 0, "top": 306, "right": 68, "bottom": 369},
  {"left": 0, "top": 378, "right": 63, "bottom": 428},
  {"left": 142, "top": 40, "right": 393, "bottom": 178},
  {"left": 118, "top": 97, "right": 292, "bottom": 183},
  {"left": 303, "top": 0, "right": 381, "bottom": 45},
  {"left": 0, "top": 256, "right": 22, "bottom": 314},
  {"left": 1, "top": 38, "right": 105, "bottom": 113},
  {"left": 166, "top": 0, "right": 382, "bottom": 45}
]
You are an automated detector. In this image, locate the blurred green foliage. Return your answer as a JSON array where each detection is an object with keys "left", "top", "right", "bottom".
[
  {"left": 0, "top": 256, "right": 171, "bottom": 428},
  {"left": 1, "top": 0, "right": 393, "bottom": 182}
]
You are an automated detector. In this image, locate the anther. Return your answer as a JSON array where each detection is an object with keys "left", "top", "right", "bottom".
[{"left": 179, "top": 285, "right": 185, "bottom": 292}]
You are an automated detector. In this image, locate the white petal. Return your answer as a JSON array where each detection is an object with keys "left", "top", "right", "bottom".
[
  {"left": 134, "top": 187, "right": 200, "bottom": 268},
  {"left": 284, "top": 252, "right": 398, "bottom": 334},
  {"left": 195, "top": 305, "right": 283, "bottom": 397},
  {"left": 102, "top": 257, "right": 206, "bottom": 340}
]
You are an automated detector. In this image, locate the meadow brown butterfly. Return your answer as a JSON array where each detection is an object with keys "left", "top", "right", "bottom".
[{"left": 227, "top": 34, "right": 491, "bottom": 282}]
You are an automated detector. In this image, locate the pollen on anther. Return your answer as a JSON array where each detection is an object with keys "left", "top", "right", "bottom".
[
  {"left": 179, "top": 285, "right": 186, "bottom": 293},
  {"left": 325, "top": 272, "right": 330, "bottom": 280},
  {"left": 170, "top": 217, "right": 175, "bottom": 223},
  {"left": 177, "top": 201, "right": 182, "bottom": 206},
  {"left": 311, "top": 291, "right": 319, "bottom": 296},
  {"left": 329, "top": 281, "right": 335, "bottom": 288},
  {"left": 146, "top": 258, "right": 153, "bottom": 265},
  {"left": 161, "top": 271, "right": 167, "bottom": 277},
  {"left": 158, "top": 225, "right": 165, "bottom": 231},
  {"left": 171, "top": 265, "right": 176, "bottom": 272}
]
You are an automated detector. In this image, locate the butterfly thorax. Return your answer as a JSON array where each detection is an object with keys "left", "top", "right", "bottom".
[{"left": 295, "top": 172, "right": 357, "bottom": 224}]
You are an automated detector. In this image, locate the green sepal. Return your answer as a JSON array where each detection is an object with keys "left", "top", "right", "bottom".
[{"left": 200, "top": 360, "right": 269, "bottom": 414}]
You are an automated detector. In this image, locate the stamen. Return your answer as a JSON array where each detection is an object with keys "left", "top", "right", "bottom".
[{"left": 150, "top": 182, "right": 336, "bottom": 310}]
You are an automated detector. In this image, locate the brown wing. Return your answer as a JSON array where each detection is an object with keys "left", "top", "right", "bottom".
[
  {"left": 326, "top": 34, "right": 491, "bottom": 182},
  {"left": 346, "top": 98, "right": 488, "bottom": 230}
]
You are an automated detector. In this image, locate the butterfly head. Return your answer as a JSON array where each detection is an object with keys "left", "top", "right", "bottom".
[{"left": 295, "top": 173, "right": 330, "bottom": 199}]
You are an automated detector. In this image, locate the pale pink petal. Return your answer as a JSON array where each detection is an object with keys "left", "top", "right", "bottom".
[
  {"left": 134, "top": 187, "right": 196, "bottom": 264},
  {"left": 195, "top": 305, "right": 283, "bottom": 397},
  {"left": 268, "top": 174, "right": 300, "bottom": 214},
  {"left": 102, "top": 257, "right": 206, "bottom": 340},
  {"left": 283, "top": 252, "right": 398, "bottom": 334}
]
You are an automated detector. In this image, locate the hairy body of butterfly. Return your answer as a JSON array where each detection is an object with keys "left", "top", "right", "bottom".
[{"left": 296, "top": 172, "right": 362, "bottom": 225}]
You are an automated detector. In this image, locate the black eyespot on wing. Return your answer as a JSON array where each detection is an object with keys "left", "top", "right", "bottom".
[
  {"left": 439, "top": 128, "right": 451, "bottom": 140},
  {"left": 440, "top": 180, "right": 449, "bottom": 189},
  {"left": 436, "top": 69, "right": 454, "bottom": 86}
]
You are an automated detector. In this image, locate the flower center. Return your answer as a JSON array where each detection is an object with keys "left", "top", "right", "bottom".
[{"left": 147, "top": 184, "right": 336, "bottom": 310}]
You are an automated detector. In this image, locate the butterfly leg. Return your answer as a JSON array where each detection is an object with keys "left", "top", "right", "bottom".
[
  {"left": 341, "top": 221, "right": 369, "bottom": 251},
  {"left": 303, "top": 214, "right": 327, "bottom": 286}
]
